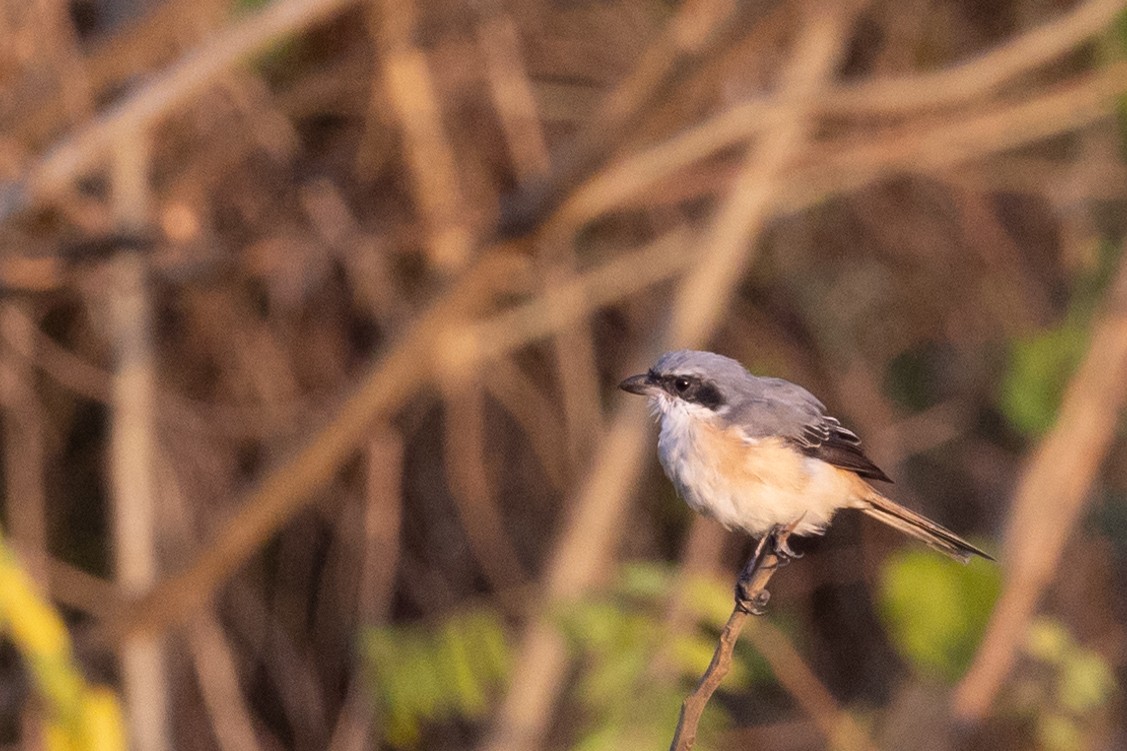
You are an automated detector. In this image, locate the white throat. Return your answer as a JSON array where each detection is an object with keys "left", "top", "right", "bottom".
[{"left": 650, "top": 394, "right": 718, "bottom": 496}]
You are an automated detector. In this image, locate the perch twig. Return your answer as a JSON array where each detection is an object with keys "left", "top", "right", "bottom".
[{"left": 668, "top": 535, "right": 782, "bottom": 751}]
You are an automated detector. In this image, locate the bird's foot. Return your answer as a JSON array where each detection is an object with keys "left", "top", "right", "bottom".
[
  {"left": 735, "top": 583, "right": 771, "bottom": 615},
  {"left": 734, "top": 533, "right": 776, "bottom": 614},
  {"left": 772, "top": 527, "right": 803, "bottom": 562},
  {"left": 770, "top": 518, "right": 805, "bottom": 563}
]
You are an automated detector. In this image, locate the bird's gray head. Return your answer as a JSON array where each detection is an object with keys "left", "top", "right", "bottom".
[{"left": 618, "top": 350, "right": 751, "bottom": 416}]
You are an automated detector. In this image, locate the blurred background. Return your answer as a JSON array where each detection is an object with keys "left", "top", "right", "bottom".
[{"left": 1, "top": 0, "right": 1126, "bottom": 749}]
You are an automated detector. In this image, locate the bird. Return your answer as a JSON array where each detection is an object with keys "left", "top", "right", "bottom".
[{"left": 619, "top": 350, "right": 993, "bottom": 564}]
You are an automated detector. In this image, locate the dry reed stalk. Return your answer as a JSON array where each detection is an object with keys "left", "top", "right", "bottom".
[
  {"left": 186, "top": 614, "right": 265, "bottom": 751},
  {"left": 0, "top": 303, "right": 49, "bottom": 583},
  {"left": 953, "top": 244, "right": 1127, "bottom": 721},
  {"left": 475, "top": 3, "right": 551, "bottom": 181},
  {"left": 371, "top": 0, "right": 473, "bottom": 272},
  {"left": 106, "top": 134, "right": 171, "bottom": 751},
  {"left": 442, "top": 378, "right": 529, "bottom": 589}
]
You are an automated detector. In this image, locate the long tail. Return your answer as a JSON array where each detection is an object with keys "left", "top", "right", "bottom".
[{"left": 861, "top": 494, "right": 995, "bottom": 563}]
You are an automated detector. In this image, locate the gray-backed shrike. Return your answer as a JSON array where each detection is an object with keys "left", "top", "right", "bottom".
[{"left": 620, "top": 350, "right": 993, "bottom": 563}]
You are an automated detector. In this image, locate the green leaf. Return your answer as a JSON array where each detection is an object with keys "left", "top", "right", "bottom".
[
  {"left": 440, "top": 621, "right": 487, "bottom": 716},
  {"left": 1057, "top": 650, "right": 1116, "bottom": 714},
  {"left": 998, "top": 322, "right": 1088, "bottom": 437},
  {"left": 1038, "top": 713, "right": 1083, "bottom": 751},
  {"left": 583, "top": 647, "right": 650, "bottom": 706},
  {"left": 877, "top": 549, "right": 1000, "bottom": 681},
  {"left": 616, "top": 561, "right": 674, "bottom": 601},
  {"left": 680, "top": 575, "right": 739, "bottom": 629},
  {"left": 998, "top": 238, "right": 1122, "bottom": 437},
  {"left": 361, "top": 609, "right": 510, "bottom": 748},
  {"left": 464, "top": 610, "right": 511, "bottom": 684},
  {"left": 1024, "top": 618, "right": 1070, "bottom": 665},
  {"left": 570, "top": 723, "right": 624, "bottom": 751},
  {"left": 558, "top": 563, "right": 756, "bottom": 751}
]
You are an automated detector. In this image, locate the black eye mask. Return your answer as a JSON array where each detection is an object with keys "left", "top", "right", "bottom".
[{"left": 658, "top": 373, "right": 724, "bottom": 410}]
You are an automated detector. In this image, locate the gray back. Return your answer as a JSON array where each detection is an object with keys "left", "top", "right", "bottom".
[{"left": 653, "top": 350, "right": 826, "bottom": 440}]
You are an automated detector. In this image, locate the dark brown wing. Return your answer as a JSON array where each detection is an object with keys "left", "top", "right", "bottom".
[{"left": 792, "top": 417, "right": 893, "bottom": 483}]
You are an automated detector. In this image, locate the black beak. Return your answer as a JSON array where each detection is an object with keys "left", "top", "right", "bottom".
[{"left": 618, "top": 373, "right": 655, "bottom": 396}]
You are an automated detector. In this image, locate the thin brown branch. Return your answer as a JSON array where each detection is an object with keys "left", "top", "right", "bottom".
[
  {"left": 792, "top": 61, "right": 1127, "bottom": 194},
  {"left": 441, "top": 378, "right": 528, "bottom": 590},
  {"left": 497, "top": 0, "right": 781, "bottom": 235},
  {"left": 186, "top": 613, "right": 265, "bottom": 751},
  {"left": 326, "top": 686, "right": 376, "bottom": 751},
  {"left": 660, "top": 517, "right": 877, "bottom": 749},
  {"left": 5, "top": 0, "right": 357, "bottom": 219},
  {"left": 748, "top": 623, "right": 878, "bottom": 751},
  {"left": 223, "top": 580, "right": 327, "bottom": 743},
  {"left": 479, "top": 358, "right": 568, "bottom": 491},
  {"left": 827, "top": 0, "right": 1127, "bottom": 114},
  {"left": 105, "top": 128, "right": 173, "bottom": 751},
  {"left": 669, "top": 546, "right": 780, "bottom": 751},
  {"left": 674, "top": 607, "right": 750, "bottom": 750},
  {"left": 356, "top": 430, "right": 404, "bottom": 624},
  {"left": 670, "top": 546, "right": 877, "bottom": 751},
  {"left": 46, "top": 558, "right": 119, "bottom": 618},
  {"left": 300, "top": 179, "right": 411, "bottom": 324},
  {"left": 370, "top": 0, "right": 473, "bottom": 271},
  {"left": 475, "top": 3, "right": 551, "bottom": 181},
  {"left": 154, "top": 451, "right": 268, "bottom": 748},
  {"left": 580, "top": 60, "right": 1127, "bottom": 227},
  {"left": 0, "top": 302, "right": 49, "bottom": 584},
  {"left": 324, "top": 430, "right": 405, "bottom": 751},
  {"left": 536, "top": 239, "right": 606, "bottom": 473},
  {"left": 447, "top": 228, "right": 692, "bottom": 367}
]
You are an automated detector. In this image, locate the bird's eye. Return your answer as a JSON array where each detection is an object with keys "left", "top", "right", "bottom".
[{"left": 673, "top": 377, "right": 692, "bottom": 393}]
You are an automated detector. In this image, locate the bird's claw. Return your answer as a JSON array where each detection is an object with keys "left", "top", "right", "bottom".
[
  {"left": 732, "top": 524, "right": 801, "bottom": 615},
  {"left": 772, "top": 531, "right": 803, "bottom": 562},
  {"left": 769, "top": 522, "right": 803, "bottom": 563},
  {"left": 735, "top": 585, "right": 770, "bottom": 615}
]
